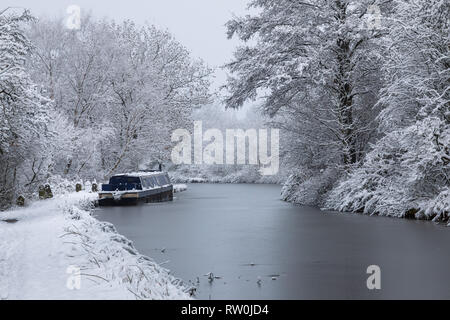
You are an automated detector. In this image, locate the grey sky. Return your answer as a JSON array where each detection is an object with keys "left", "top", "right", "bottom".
[{"left": 6, "top": 0, "right": 252, "bottom": 90}]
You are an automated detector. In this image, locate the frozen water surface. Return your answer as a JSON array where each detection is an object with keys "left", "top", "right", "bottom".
[{"left": 95, "top": 184, "right": 450, "bottom": 299}]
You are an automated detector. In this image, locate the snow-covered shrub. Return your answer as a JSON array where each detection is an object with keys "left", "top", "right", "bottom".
[
  {"left": 221, "top": 165, "right": 261, "bottom": 183},
  {"left": 325, "top": 118, "right": 449, "bottom": 220},
  {"left": 282, "top": 167, "right": 340, "bottom": 206},
  {"left": 418, "top": 188, "right": 450, "bottom": 222},
  {"left": 45, "top": 175, "right": 80, "bottom": 196}
]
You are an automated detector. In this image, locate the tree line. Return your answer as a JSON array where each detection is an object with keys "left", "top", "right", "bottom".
[
  {"left": 224, "top": 0, "right": 449, "bottom": 220},
  {"left": 0, "top": 9, "right": 211, "bottom": 208}
]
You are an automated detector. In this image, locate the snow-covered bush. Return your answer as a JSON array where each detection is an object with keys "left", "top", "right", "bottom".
[
  {"left": 282, "top": 167, "right": 340, "bottom": 206},
  {"left": 419, "top": 188, "right": 450, "bottom": 222},
  {"left": 45, "top": 175, "right": 81, "bottom": 195},
  {"left": 325, "top": 117, "right": 449, "bottom": 220}
]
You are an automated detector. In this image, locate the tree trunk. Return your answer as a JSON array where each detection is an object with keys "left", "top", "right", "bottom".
[{"left": 335, "top": 1, "right": 358, "bottom": 167}]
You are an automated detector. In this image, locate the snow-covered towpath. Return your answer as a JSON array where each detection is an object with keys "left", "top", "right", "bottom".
[{"left": 0, "top": 192, "right": 189, "bottom": 300}]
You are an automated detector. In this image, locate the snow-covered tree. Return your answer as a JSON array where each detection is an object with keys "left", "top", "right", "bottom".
[
  {"left": 28, "top": 17, "right": 211, "bottom": 180},
  {"left": 225, "top": 0, "right": 388, "bottom": 204},
  {"left": 103, "top": 21, "right": 211, "bottom": 176},
  {"left": 326, "top": 0, "right": 449, "bottom": 220},
  {"left": 376, "top": 0, "right": 449, "bottom": 131},
  {"left": 27, "top": 16, "right": 117, "bottom": 179},
  {"left": 0, "top": 9, "right": 51, "bottom": 207}
]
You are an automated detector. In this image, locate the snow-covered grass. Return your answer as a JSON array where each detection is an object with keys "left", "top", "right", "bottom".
[
  {"left": 173, "top": 184, "right": 187, "bottom": 193},
  {"left": 0, "top": 192, "right": 190, "bottom": 300}
]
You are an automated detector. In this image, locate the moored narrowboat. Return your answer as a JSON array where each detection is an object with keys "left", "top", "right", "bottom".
[{"left": 98, "top": 171, "right": 173, "bottom": 206}]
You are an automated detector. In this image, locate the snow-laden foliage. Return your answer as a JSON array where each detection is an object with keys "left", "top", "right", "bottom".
[
  {"left": 0, "top": 11, "right": 211, "bottom": 208},
  {"left": 325, "top": 117, "right": 449, "bottom": 220},
  {"left": 227, "top": 0, "right": 448, "bottom": 219},
  {"left": 0, "top": 9, "right": 52, "bottom": 208},
  {"left": 420, "top": 188, "right": 450, "bottom": 222},
  {"left": 376, "top": 0, "right": 449, "bottom": 131},
  {"left": 225, "top": 0, "right": 388, "bottom": 203},
  {"left": 26, "top": 16, "right": 211, "bottom": 181},
  {"left": 225, "top": 0, "right": 386, "bottom": 165},
  {"left": 326, "top": 0, "right": 449, "bottom": 220},
  {"left": 281, "top": 167, "right": 340, "bottom": 206}
]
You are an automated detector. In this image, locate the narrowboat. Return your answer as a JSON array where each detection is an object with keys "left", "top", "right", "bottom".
[{"left": 98, "top": 171, "right": 173, "bottom": 206}]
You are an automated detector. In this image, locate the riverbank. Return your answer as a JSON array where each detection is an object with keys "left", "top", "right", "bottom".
[
  {"left": 325, "top": 187, "right": 450, "bottom": 226},
  {"left": 279, "top": 172, "right": 450, "bottom": 226},
  {"left": 170, "top": 173, "right": 284, "bottom": 185},
  {"left": 177, "top": 171, "right": 450, "bottom": 226},
  {"left": 168, "top": 165, "right": 289, "bottom": 185},
  {"left": 0, "top": 191, "right": 190, "bottom": 300}
]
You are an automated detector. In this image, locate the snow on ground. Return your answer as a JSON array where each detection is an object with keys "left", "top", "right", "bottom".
[
  {"left": 173, "top": 184, "right": 187, "bottom": 193},
  {"left": 0, "top": 192, "right": 190, "bottom": 300}
]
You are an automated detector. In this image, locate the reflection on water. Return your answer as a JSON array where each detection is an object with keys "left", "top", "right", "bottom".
[{"left": 95, "top": 183, "right": 450, "bottom": 299}]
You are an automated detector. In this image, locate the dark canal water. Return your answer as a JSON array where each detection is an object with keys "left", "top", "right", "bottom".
[{"left": 95, "top": 183, "right": 450, "bottom": 299}]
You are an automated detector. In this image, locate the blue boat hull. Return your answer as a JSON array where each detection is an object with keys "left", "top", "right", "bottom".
[{"left": 98, "top": 185, "right": 173, "bottom": 206}]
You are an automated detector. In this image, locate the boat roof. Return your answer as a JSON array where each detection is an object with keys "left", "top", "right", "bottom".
[{"left": 112, "top": 171, "right": 167, "bottom": 178}]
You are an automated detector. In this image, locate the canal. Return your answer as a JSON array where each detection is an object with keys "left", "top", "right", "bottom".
[{"left": 95, "top": 183, "right": 450, "bottom": 299}]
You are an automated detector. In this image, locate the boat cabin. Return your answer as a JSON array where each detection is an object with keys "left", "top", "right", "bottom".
[{"left": 98, "top": 172, "right": 173, "bottom": 206}]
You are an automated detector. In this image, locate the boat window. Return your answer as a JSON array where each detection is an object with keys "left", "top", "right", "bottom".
[
  {"left": 156, "top": 175, "right": 167, "bottom": 185},
  {"left": 146, "top": 177, "right": 155, "bottom": 188},
  {"left": 149, "top": 176, "right": 158, "bottom": 187},
  {"left": 109, "top": 176, "right": 140, "bottom": 185}
]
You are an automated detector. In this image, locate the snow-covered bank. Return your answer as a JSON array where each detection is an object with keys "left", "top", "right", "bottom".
[
  {"left": 170, "top": 172, "right": 285, "bottom": 185},
  {"left": 173, "top": 184, "right": 187, "bottom": 193},
  {"left": 0, "top": 192, "right": 190, "bottom": 299},
  {"left": 281, "top": 167, "right": 449, "bottom": 226},
  {"left": 322, "top": 118, "right": 449, "bottom": 225}
]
